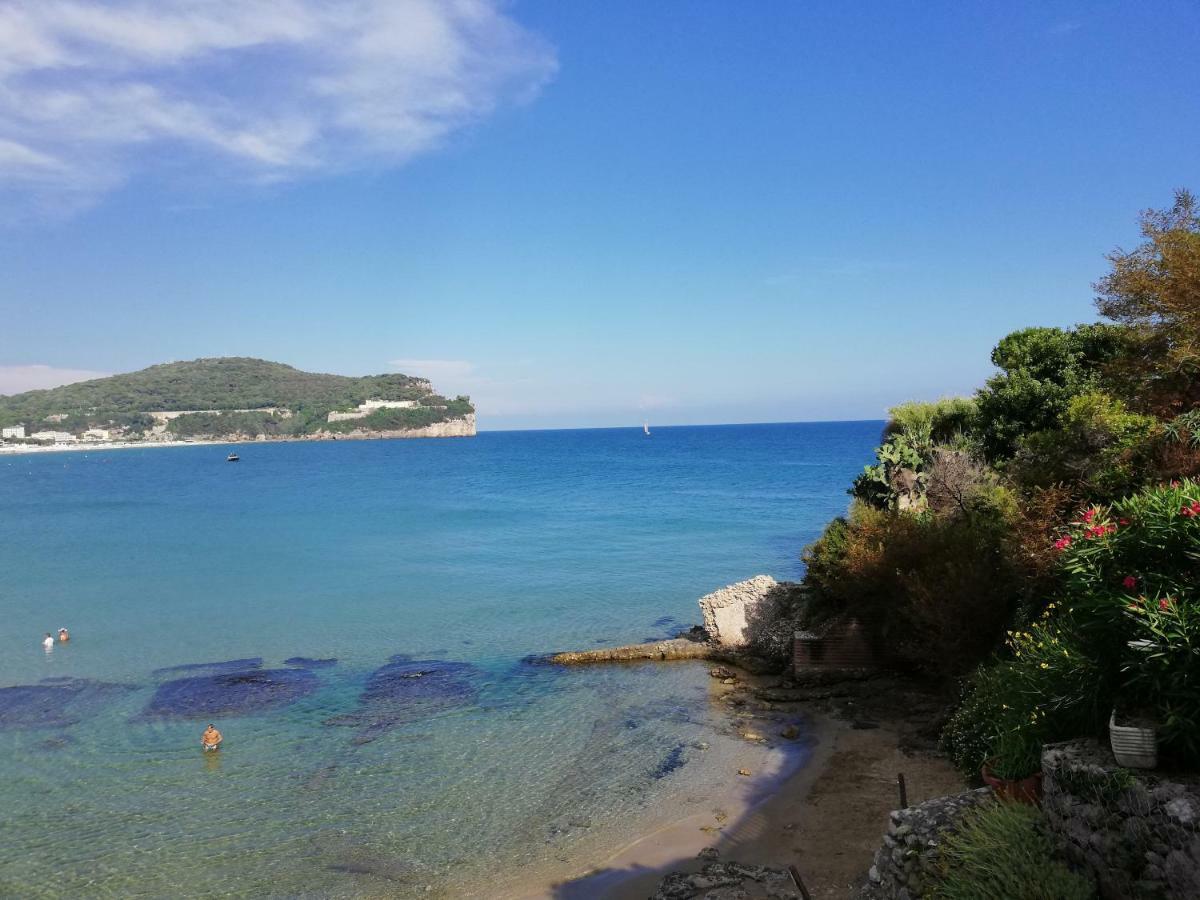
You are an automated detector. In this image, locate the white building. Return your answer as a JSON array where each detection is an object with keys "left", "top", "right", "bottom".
[
  {"left": 1, "top": 425, "right": 25, "bottom": 439},
  {"left": 30, "top": 430, "right": 77, "bottom": 443},
  {"left": 82, "top": 428, "right": 110, "bottom": 441}
]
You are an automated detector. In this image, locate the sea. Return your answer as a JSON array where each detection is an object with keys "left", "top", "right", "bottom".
[{"left": 0, "top": 422, "right": 881, "bottom": 898}]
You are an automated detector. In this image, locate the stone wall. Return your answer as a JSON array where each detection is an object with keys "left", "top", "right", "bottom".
[
  {"left": 1042, "top": 740, "right": 1200, "bottom": 899},
  {"left": 865, "top": 788, "right": 992, "bottom": 899}
]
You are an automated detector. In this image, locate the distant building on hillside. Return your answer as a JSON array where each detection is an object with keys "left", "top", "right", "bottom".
[
  {"left": 30, "top": 430, "right": 77, "bottom": 443},
  {"left": 82, "top": 428, "right": 110, "bottom": 441},
  {"left": 43, "top": 413, "right": 69, "bottom": 424},
  {"left": 1, "top": 425, "right": 25, "bottom": 439},
  {"left": 327, "top": 399, "right": 419, "bottom": 423}
]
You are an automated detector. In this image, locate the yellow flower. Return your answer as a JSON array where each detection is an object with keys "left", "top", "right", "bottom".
[{"left": 1039, "top": 662, "right": 1050, "bottom": 669}]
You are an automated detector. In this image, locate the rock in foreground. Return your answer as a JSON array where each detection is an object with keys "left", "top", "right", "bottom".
[
  {"left": 550, "top": 638, "right": 713, "bottom": 665},
  {"left": 698, "top": 576, "right": 803, "bottom": 660},
  {"left": 654, "top": 862, "right": 802, "bottom": 899}
]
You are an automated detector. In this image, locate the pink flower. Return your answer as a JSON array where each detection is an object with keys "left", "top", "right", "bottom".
[
  {"left": 1082, "top": 508, "right": 1096, "bottom": 523},
  {"left": 1191, "top": 501, "right": 1200, "bottom": 515},
  {"left": 1054, "top": 535, "right": 1072, "bottom": 551},
  {"left": 1172, "top": 480, "right": 1181, "bottom": 488},
  {"left": 1123, "top": 575, "right": 1138, "bottom": 590},
  {"left": 1119, "top": 518, "right": 1131, "bottom": 526},
  {"left": 1160, "top": 598, "right": 1171, "bottom": 611},
  {"left": 1182, "top": 506, "right": 1196, "bottom": 518}
]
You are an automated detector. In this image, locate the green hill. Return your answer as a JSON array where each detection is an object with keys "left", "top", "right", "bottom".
[{"left": 0, "top": 358, "right": 474, "bottom": 440}]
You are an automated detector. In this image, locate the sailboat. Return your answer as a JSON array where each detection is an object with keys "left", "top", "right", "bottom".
[{"left": 643, "top": 421, "right": 651, "bottom": 436}]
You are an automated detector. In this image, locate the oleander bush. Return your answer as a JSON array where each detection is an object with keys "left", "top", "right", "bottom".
[
  {"left": 1054, "top": 480, "right": 1200, "bottom": 759},
  {"left": 931, "top": 802, "right": 1095, "bottom": 900}
]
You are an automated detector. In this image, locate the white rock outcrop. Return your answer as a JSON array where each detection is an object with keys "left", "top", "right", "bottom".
[{"left": 698, "top": 575, "right": 782, "bottom": 648}]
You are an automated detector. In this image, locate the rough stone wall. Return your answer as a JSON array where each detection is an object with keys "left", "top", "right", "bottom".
[
  {"left": 865, "top": 788, "right": 992, "bottom": 899},
  {"left": 1042, "top": 740, "right": 1200, "bottom": 899}
]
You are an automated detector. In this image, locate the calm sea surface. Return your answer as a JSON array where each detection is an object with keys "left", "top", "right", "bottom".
[{"left": 0, "top": 422, "right": 880, "bottom": 898}]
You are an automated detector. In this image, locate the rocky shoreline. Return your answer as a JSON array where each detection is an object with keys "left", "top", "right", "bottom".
[{"left": 0, "top": 415, "right": 476, "bottom": 456}]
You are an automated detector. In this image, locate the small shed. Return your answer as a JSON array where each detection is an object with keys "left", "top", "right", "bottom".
[{"left": 793, "top": 617, "right": 878, "bottom": 673}]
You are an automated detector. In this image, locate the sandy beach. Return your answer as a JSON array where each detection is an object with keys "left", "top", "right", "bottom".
[{"left": 483, "top": 670, "right": 963, "bottom": 900}]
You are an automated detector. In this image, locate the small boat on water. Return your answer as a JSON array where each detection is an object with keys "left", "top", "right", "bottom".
[
  {"left": 226, "top": 453, "right": 240, "bottom": 462},
  {"left": 644, "top": 421, "right": 651, "bottom": 436}
]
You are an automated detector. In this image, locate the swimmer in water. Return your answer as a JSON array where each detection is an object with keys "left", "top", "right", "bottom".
[
  {"left": 201, "top": 724, "right": 223, "bottom": 752},
  {"left": 58, "top": 627, "right": 69, "bottom": 643},
  {"left": 42, "top": 633, "right": 54, "bottom": 652}
]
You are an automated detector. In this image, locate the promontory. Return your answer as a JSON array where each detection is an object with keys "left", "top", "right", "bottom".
[{"left": 0, "top": 357, "right": 475, "bottom": 447}]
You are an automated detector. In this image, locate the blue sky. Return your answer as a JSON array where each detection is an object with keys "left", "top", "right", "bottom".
[{"left": 1, "top": 1, "right": 1197, "bottom": 429}]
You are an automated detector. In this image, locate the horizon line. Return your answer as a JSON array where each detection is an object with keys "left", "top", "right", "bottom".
[{"left": 477, "top": 417, "right": 887, "bottom": 434}]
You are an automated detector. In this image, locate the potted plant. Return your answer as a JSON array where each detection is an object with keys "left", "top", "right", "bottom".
[
  {"left": 981, "top": 727, "right": 1043, "bottom": 804},
  {"left": 1109, "top": 706, "right": 1157, "bottom": 769}
]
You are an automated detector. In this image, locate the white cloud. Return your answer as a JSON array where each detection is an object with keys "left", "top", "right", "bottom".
[
  {"left": 0, "top": 364, "right": 109, "bottom": 395},
  {"left": 0, "top": 0, "right": 556, "bottom": 216}
]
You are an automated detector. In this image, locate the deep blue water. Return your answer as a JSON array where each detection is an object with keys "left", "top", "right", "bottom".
[{"left": 0, "top": 422, "right": 880, "bottom": 897}]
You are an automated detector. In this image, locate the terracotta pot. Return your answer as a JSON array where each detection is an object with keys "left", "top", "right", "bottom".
[
  {"left": 981, "top": 760, "right": 1043, "bottom": 804},
  {"left": 1109, "top": 711, "right": 1157, "bottom": 769}
]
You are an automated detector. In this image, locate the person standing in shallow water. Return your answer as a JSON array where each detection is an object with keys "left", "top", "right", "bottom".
[
  {"left": 42, "top": 633, "right": 54, "bottom": 651},
  {"left": 201, "top": 724, "right": 223, "bottom": 752},
  {"left": 58, "top": 627, "right": 69, "bottom": 643}
]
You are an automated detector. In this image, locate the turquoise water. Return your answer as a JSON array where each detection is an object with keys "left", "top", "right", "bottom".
[{"left": 0, "top": 422, "right": 879, "bottom": 898}]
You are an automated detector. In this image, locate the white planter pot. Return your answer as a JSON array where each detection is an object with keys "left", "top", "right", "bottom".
[{"left": 1109, "top": 711, "right": 1157, "bottom": 769}]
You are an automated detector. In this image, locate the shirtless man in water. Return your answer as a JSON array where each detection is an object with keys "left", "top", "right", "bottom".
[{"left": 201, "top": 724, "right": 222, "bottom": 751}]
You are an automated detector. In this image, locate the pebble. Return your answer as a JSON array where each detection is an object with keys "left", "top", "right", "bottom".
[{"left": 737, "top": 768, "right": 752, "bottom": 776}]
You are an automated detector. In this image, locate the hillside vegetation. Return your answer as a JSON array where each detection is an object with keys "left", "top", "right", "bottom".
[
  {"left": 800, "top": 190, "right": 1200, "bottom": 775},
  {"left": 0, "top": 358, "right": 473, "bottom": 439}
]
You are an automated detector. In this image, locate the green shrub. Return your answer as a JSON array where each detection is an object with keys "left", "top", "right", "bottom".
[
  {"left": 931, "top": 802, "right": 1094, "bottom": 900},
  {"left": 1010, "top": 392, "right": 1160, "bottom": 500},
  {"left": 973, "top": 324, "right": 1132, "bottom": 462},
  {"left": 941, "top": 617, "right": 1107, "bottom": 778},
  {"left": 884, "top": 397, "right": 977, "bottom": 445}
]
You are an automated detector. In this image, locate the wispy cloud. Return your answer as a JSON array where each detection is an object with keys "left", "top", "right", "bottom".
[
  {"left": 0, "top": 0, "right": 556, "bottom": 218},
  {"left": 0, "top": 364, "right": 109, "bottom": 395}
]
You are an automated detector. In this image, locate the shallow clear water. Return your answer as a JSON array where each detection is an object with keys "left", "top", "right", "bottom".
[{"left": 0, "top": 422, "right": 879, "bottom": 897}]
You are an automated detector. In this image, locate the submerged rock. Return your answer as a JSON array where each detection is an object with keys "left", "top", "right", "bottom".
[
  {"left": 151, "top": 658, "right": 263, "bottom": 677},
  {"left": 652, "top": 743, "right": 688, "bottom": 779},
  {"left": 0, "top": 678, "right": 135, "bottom": 730},
  {"left": 141, "top": 667, "right": 318, "bottom": 719},
  {"left": 325, "top": 657, "right": 478, "bottom": 744},
  {"left": 283, "top": 657, "right": 338, "bottom": 669}
]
